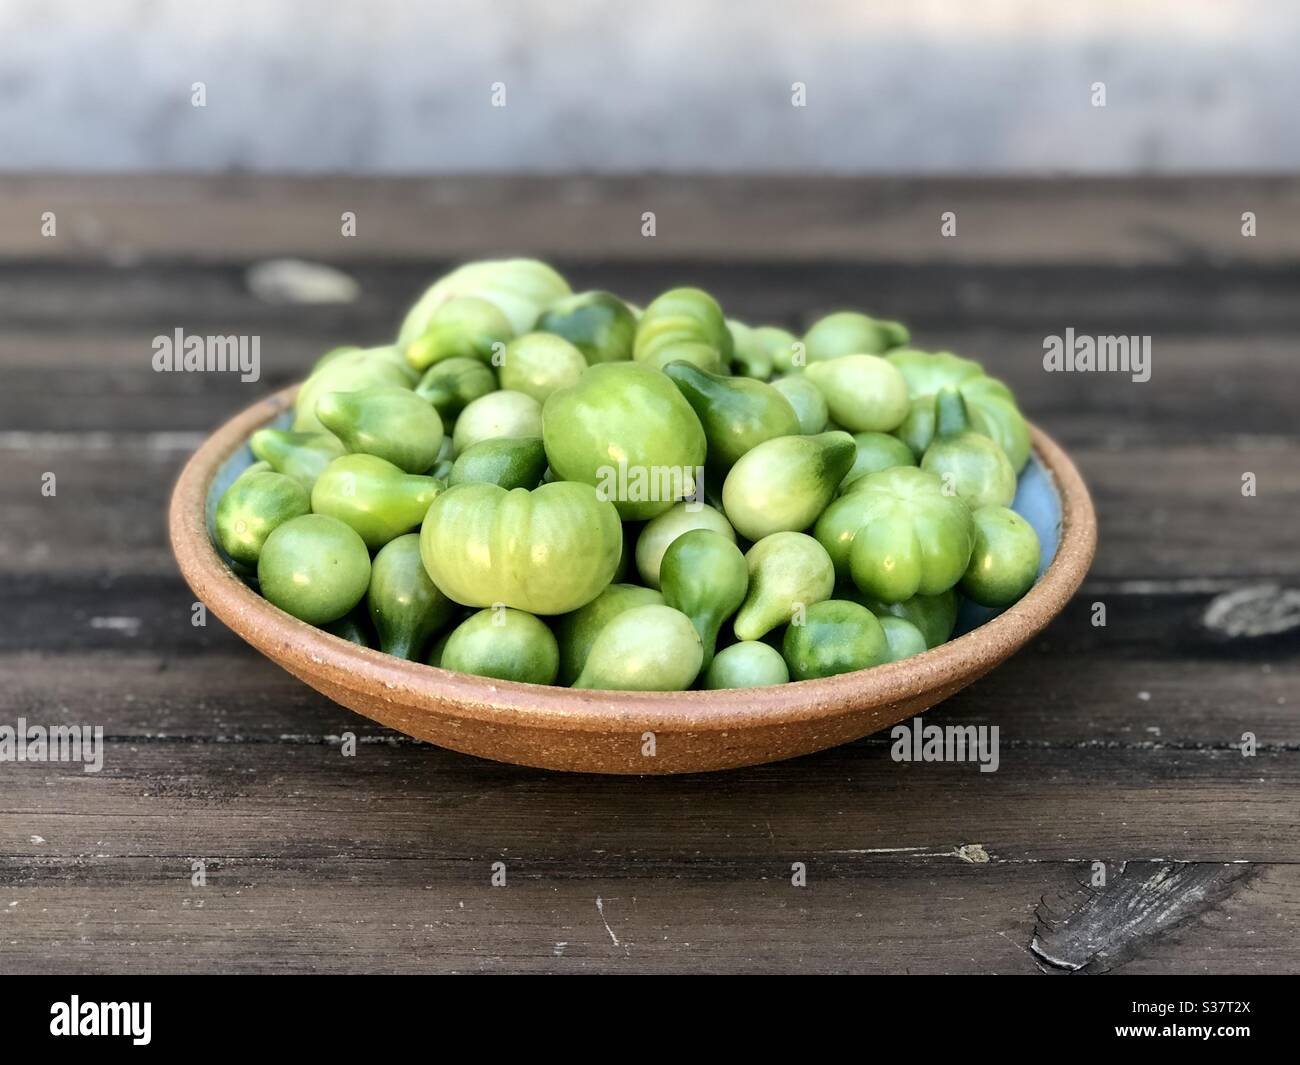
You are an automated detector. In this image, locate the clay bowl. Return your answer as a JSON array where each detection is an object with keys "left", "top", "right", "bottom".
[{"left": 170, "top": 384, "right": 1096, "bottom": 775}]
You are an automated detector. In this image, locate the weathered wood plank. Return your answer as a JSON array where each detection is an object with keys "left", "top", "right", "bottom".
[
  {"left": 2, "top": 175, "right": 1298, "bottom": 265},
  {"left": 1, "top": 742, "right": 1295, "bottom": 863},
  {"left": 0, "top": 857, "right": 1292, "bottom": 974}
]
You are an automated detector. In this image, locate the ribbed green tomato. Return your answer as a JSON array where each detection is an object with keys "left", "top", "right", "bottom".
[{"left": 419, "top": 480, "right": 622, "bottom": 614}]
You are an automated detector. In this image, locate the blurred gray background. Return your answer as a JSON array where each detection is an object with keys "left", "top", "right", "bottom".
[{"left": 1, "top": 0, "right": 1295, "bottom": 173}]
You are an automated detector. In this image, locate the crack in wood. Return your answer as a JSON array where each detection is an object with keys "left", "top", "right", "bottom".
[{"left": 1030, "top": 862, "right": 1256, "bottom": 974}]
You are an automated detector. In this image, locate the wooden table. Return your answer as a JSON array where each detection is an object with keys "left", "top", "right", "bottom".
[{"left": 1, "top": 176, "right": 1296, "bottom": 974}]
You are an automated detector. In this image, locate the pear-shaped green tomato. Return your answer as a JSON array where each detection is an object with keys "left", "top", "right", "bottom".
[
  {"left": 721, "top": 431, "right": 855, "bottom": 541},
  {"left": 841, "top": 431, "right": 916, "bottom": 492},
  {"left": 537, "top": 291, "right": 637, "bottom": 364},
  {"left": 316, "top": 386, "right": 445, "bottom": 474},
  {"left": 877, "top": 615, "right": 929, "bottom": 662},
  {"left": 703, "top": 640, "right": 790, "bottom": 689},
  {"left": 803, "top": 354, "right": 910, "bottom": 433},
  {"left": 633, "top": 286, "right": 733, "bottom": 372},
  {"left": 311, "top": 454, "right": 443, "bottom": 550},
  {"left": 249, "top": 428, "right": 345, "bottom": 492},
  {"left": 770, "top": 375, "right": 829, "bottom": 434},
  {"left": 214, "top": 468, "right": 311, "bottom": 567},
  {"left": 663, "top": 360, "right": 801, "bottom": 471},
  {"left": 257, "top": 513, "right": 371, "bottom": 625},
  {"left": 541, "top": 362, "right": 707, "bottom": 520},
  {"left": 961, "top": 505, "right": 1040, "bottom": 607},
  {"left": 782, "top": 600, "right": 889, "bottom": 680},
  {"left": 397, "top": 258, "right": 571, "bottom": 342},
  {"left": 574, "top": 604, "right": 703, "bottom": 691},
  {"left": 848, "top": 588, "right": 961, "bottom": 650},
  {"left": 452, "top": 390, "right": 543, "bottom": 454},
  {"left": 498, "top": 332, "right": 586, "bottom": 404},
  {"left": 367, "top": 533, "right": 457, "bottom": 660},
  {"left": 659, "top": 530, "right": 749, "bottom": 668},
  {"left": 419, "top": 480, "right": 622, "bottom": 614},
  {"left": 553, "top": 583, "right": 665, "bottom": 685},
  {"left": 414, "top": 356, "right": 498, "bottom": 421},
  {"left": 293, "top": 347, "right": 414, "bottom": 434},
  {"left": 733, "top": 532, "right": 835, "bottom": 641},
  {"left": 920, "top": 388, "right": 1017, "bottom": 509},
  {"left": 439, "top": 607, "right": 560, "bottom": 685},
  {"left": 819, "top": 466, "right": 973, "bottom": 604},
  {"left": 803, "top": 311, "right": 909, "bottom": 361},
  {"left": 633, "top": 502, "right": 735, "bottom": 589},
  {"left": 448, "top": 436, "right": 547, "bottom": 490},
  {"left": 402, "top": 296, "right": 515, "bottom": 372}
]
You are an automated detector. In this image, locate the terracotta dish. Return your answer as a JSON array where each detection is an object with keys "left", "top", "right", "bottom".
[{"left": 170, "top": 385, "right": 1096, "bottom": 774}]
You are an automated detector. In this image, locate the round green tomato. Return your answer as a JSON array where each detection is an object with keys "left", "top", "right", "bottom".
[
  {"left": 448, "top": 436, "right": 547, "bottom": 490},
  {"left": 634, "top": 502, "right": 735, "bottom": 590},
  {"left": 537, "top": 291, "right": 637, "bottom": 364},
  {"left": 804, "top": 311, "right": 907, "bottom": 361},
  {"left": 215, "top": 468, "right": 311, "bottom": 567},
  {"left": 498, "top": 332, "right": 587, "bottom": 404},
  {"left": 542, "top": 362, "right": 706, "bottom": 520},
  {"left": 960, "top": 505, "right": 1040, "bottom": 607},
  {"left": 841, "top": 431, "right": 916, "bottom": 492},
  {"left": 574, "top": 604, "right": 703, "bottom": 691},
  {"left": 770, "top": 375, "right": 829, "bottom": 434},
  {"left": 878, "top": 615, "right": 929, "bottom": 662},
  {"left": 419, "top": 480, "right": 622, "bottom": 614},
  {"left": 439, "top": 607, "right": 559, "bottom": 685},
  {"left": 782, "top": 599, "right": 889, "bottom": 680},
  {"left": 452, "top": 390, "right": 543, "bottom": 454},
  {"left": 804, "top": 354, "right": 910, "bottom": 433},
  {"left": 703, "top": 640, "right": 790, "bottom": 689},
  {"left": 257, "top": 514, "right": 371, "bottom": 625}
]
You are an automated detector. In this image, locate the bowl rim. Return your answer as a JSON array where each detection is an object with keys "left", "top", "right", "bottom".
[{"left": 169, "top": 383, "right": 1096, "bottom": 735}]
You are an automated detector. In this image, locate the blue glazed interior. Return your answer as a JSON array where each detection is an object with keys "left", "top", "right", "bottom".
[{"left": 206, "top": 415, "right": 1063, "bottom": 634}]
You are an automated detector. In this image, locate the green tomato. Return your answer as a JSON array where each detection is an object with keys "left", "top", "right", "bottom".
[
  {"left": 402, "top": 296, "right": 514, "bottom": 372},
  {"left": 663, "top": 360, "right": 801, "bottom": 471},
  {"left": 419, "top": 480, "right": 622, "bottom": 614},
  {"left": 398, "top": 258, "right": 572, "bottom": 342},
  {"left": 440, "top": 607, "right": 560, "bottom": 685},
  {"left": 721, "top": 431, "right": 855, "bottom": 541},
  {"left": 311, "top": 453, "right": 443, "bottom": 550},
  {"left": 453, "top": 390, "right": 543, "bottom": 454},
  {"left": 317, "top": 386, "right": 445, "bottom": 474},
  {"left": 877, "top": 615, "right": 929, "bottom": 662},
  {"left": 841, "top": 431, "right": 916, "bottom": 492},
  {"left": 804, "top": 354, "right": 910, "bottom": 433},
  {"left": 782, "top": 599, "right": 889, "bottom": 679},
  {"left": 919, "top": 388, "right": 1017, "bottom": 509},
  {"left": 448, "top": 436, "right": 547, "bottom": 490},
  {"left": 659, "top": 529, "right": 749, "bottom": 669},
  {"left": 542, "top": 362, "right": 707, "bottom": 520},
  {"left": 733, "top": 531, "right": 835, "bottom": 641},
  {"left": 815, "top": 466, "right": 973, "bottom": 604},
  {"left": 770, "top": 375, "right": 829, "bottom": 434},
  {"left": 726, "top": 320, "right": 772, "bottom": 379},
  {"left": 323, "top": 607, "right": 373, "bottom": 647},
  {"left": 257, "top": 514, "right": 371, "bottom": 625},
  {"left": 847, "top": 588, "right": 961, "bottom": 650},
  {"left": 414, "top": 357, "right": 498, "bottom": 421},
  {"left": 633, "top": 502, "right": 735, "bottom": 590},
  {"left": 760, "top": 327, "right": 804, "bottom": 376},
  {"left": 804, "top": 311, "right": 908, "bottom": 361},
  {"left": 537, "top": 291, "right": 637, "bottom": 364},
  {"left": 961, "top": 505, "right": 1040, "bottom": 607},
  {"left": 498, "top": 332, "right": 587, "bottom": 403},
  {"left": 553, "top": 583, "right": 665, "bottom": 685},
  {"left": 367, "top": 533, "right": 457, "bottom": 661},
  {"left": 574, "top": 604, "right": 703, "bottom": 691},
  {"left": 249, "top": 428, "right": 345, "bottom": 492},
  {"left": 889, "top": 349, "right": 1031, "bottom": 472},
  {"left": 293, "top": 347, "right": 414, "bottom": 434},
  {"left": 703, "top": 641, "right": 790, "bottom": 689},
  {"left": 214, "top": 468, "right": 311, "bottom": 567},
  {"left": 633, "top": 287, "right": 733, "bottom": 371}
]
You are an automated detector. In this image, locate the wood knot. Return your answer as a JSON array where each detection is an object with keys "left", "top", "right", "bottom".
[{"left": 1202, "top": 584, "right": 1300, "bottom": 639}]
